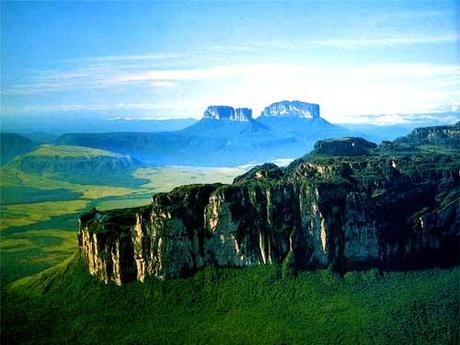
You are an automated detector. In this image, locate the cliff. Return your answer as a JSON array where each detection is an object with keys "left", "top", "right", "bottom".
[{"left": 78, "top": 123, "right": 460, "bottom": 285}]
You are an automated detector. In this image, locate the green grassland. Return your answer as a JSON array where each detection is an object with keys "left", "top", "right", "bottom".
[
  {"left": 134, "top": 165, "right": 246, "bottom": 192},
  {"left": 2, "top": 255, "right": 458, "bottom": 345},
  {"left": 0, "top": 186, "right": 82, "bottom": 205},
  {"left": 6, "top": 144, "right": 144, "bottom": 187}
]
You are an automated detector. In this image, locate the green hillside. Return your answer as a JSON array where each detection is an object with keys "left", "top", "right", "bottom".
[
  {"left": 6, "top": 144, "right": 145, "bottom": 187},
  {"left": 3, "top": 254, "right": 458, "bottom": 345}
]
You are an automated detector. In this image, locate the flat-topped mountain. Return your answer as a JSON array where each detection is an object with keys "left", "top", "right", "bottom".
[
  {"left": 78, "top": 123, "right": 460, "bottom": 285},
  {"left": 313, "top": 137, "right": 378, "bottom": 156},
  {"left": 260, "top": 100, "right": 320, "bottom": 118},
  {"left": 6, "top": 144, "right": 144, "bottom": 186}
]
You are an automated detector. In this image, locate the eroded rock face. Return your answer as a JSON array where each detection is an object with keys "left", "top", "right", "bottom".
[
  {"left": 78, "top": 126, "right": 460, "bottom": 285},
  {"left": 202, "top": 106, "right": 253, "bottom": 122},
  {"left": 260, "top": 100, "right": 320, "bottom": 118}
]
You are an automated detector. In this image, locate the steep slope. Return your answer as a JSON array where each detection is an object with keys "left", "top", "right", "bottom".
[
  {"left": 0, "top": 133, "right": 38, "bottom": 165},
  {"left": 78, "top": 123, "right": 460, "bottom": 285},
  {"left": 6, "top": 144, "right": 144, "bottom": 186}
]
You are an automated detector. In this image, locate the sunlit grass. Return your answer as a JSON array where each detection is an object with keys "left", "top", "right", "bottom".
[
  {"left": 26, "top": 144, "right": 121, "bottom": 158},
  {"left": 1, "top": 166, "right": 136, "bottom": 198},
  {"left": 0, "top": 229, "right": 77, "bottom": 284},
  {"left": 135, "top": 165, "right": 244, "bottom": 193},
  {"left": 0, "top": 200, "right": 87, "bottom": 231}
]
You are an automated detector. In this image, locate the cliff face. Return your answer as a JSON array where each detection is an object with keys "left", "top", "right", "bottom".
[
  {"left": 78, "top": 124, "right": 460, "bottom": 285},
  {"left": 202, "top": 106, "right": 253, "bottom": 122},
  {"left": 260, "top": 100, "right": 320, "bottom": 118}
]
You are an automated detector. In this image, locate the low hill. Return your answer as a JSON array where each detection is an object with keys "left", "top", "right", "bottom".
[{"left": 5, "top": 144, "right": 145, "bottom": 187}]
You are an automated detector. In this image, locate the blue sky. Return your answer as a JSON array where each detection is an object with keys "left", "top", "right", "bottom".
[{"left": 1, "top": 0, "right": 459, "bottom": 124}]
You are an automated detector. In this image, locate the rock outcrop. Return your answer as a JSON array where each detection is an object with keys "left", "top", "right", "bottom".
[
  {"left": 202, "top": 106, "right": 253, "bottom": 122},
  {"left": 313, "top": 137, "right": 377, "bottom": 156},
  {"left": 260, "top": 100, "right": 320, "bottom": 118},
  {"left": 78, "top": 124, "right": 460, "bottom": 285},
  {"left": 394, "top": 122, "right": 460, "bottom": 146}
]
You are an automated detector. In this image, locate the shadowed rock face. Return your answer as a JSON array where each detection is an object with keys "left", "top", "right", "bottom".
[
  {"left": 202, "top": 106, "right": 253, "bottom": 122},
  {"left": 260, "top": 100, "right": 320, "bottom": 118},
  {"left": 78, "top": 124, "right": 460, "bottom": 285}
]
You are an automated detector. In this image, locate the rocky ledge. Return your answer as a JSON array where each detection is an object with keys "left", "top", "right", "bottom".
[{"left": 78, "top": 123, "right": 460, "bottom": 285}]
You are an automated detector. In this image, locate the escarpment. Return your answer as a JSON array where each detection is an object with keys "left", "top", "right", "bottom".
[{"left": 78, "top": 123, "right": 460, "bottom": 285}]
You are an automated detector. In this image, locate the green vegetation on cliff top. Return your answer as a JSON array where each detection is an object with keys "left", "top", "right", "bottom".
[{"left": 25, "top": 144, "right": 121, "bottom": 158}]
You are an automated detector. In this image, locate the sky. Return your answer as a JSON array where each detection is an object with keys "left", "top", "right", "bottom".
[{"left": 1, "top": 0, "right": 459, "bottom": 124}]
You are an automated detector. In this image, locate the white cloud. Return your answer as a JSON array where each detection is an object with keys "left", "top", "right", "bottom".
[
  {"left": 3, "top": 59, "right": 459, "bottom": 124},
  {"left": 2, "top": 102, "right": 192, "bottom": 115},
  {"left": 310, "top": 33, "right": 459, "bottom": 48}
]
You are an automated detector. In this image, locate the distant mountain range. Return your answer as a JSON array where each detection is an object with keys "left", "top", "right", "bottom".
[
  {"left": 1, "top": 116, "right": 197, "bottom": 138},
  {"left": 3, "top": 100, "right": 459, "bottom": 167},
  {"left": 56, "top": 100, "right": 355, "bottom": 166}
]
